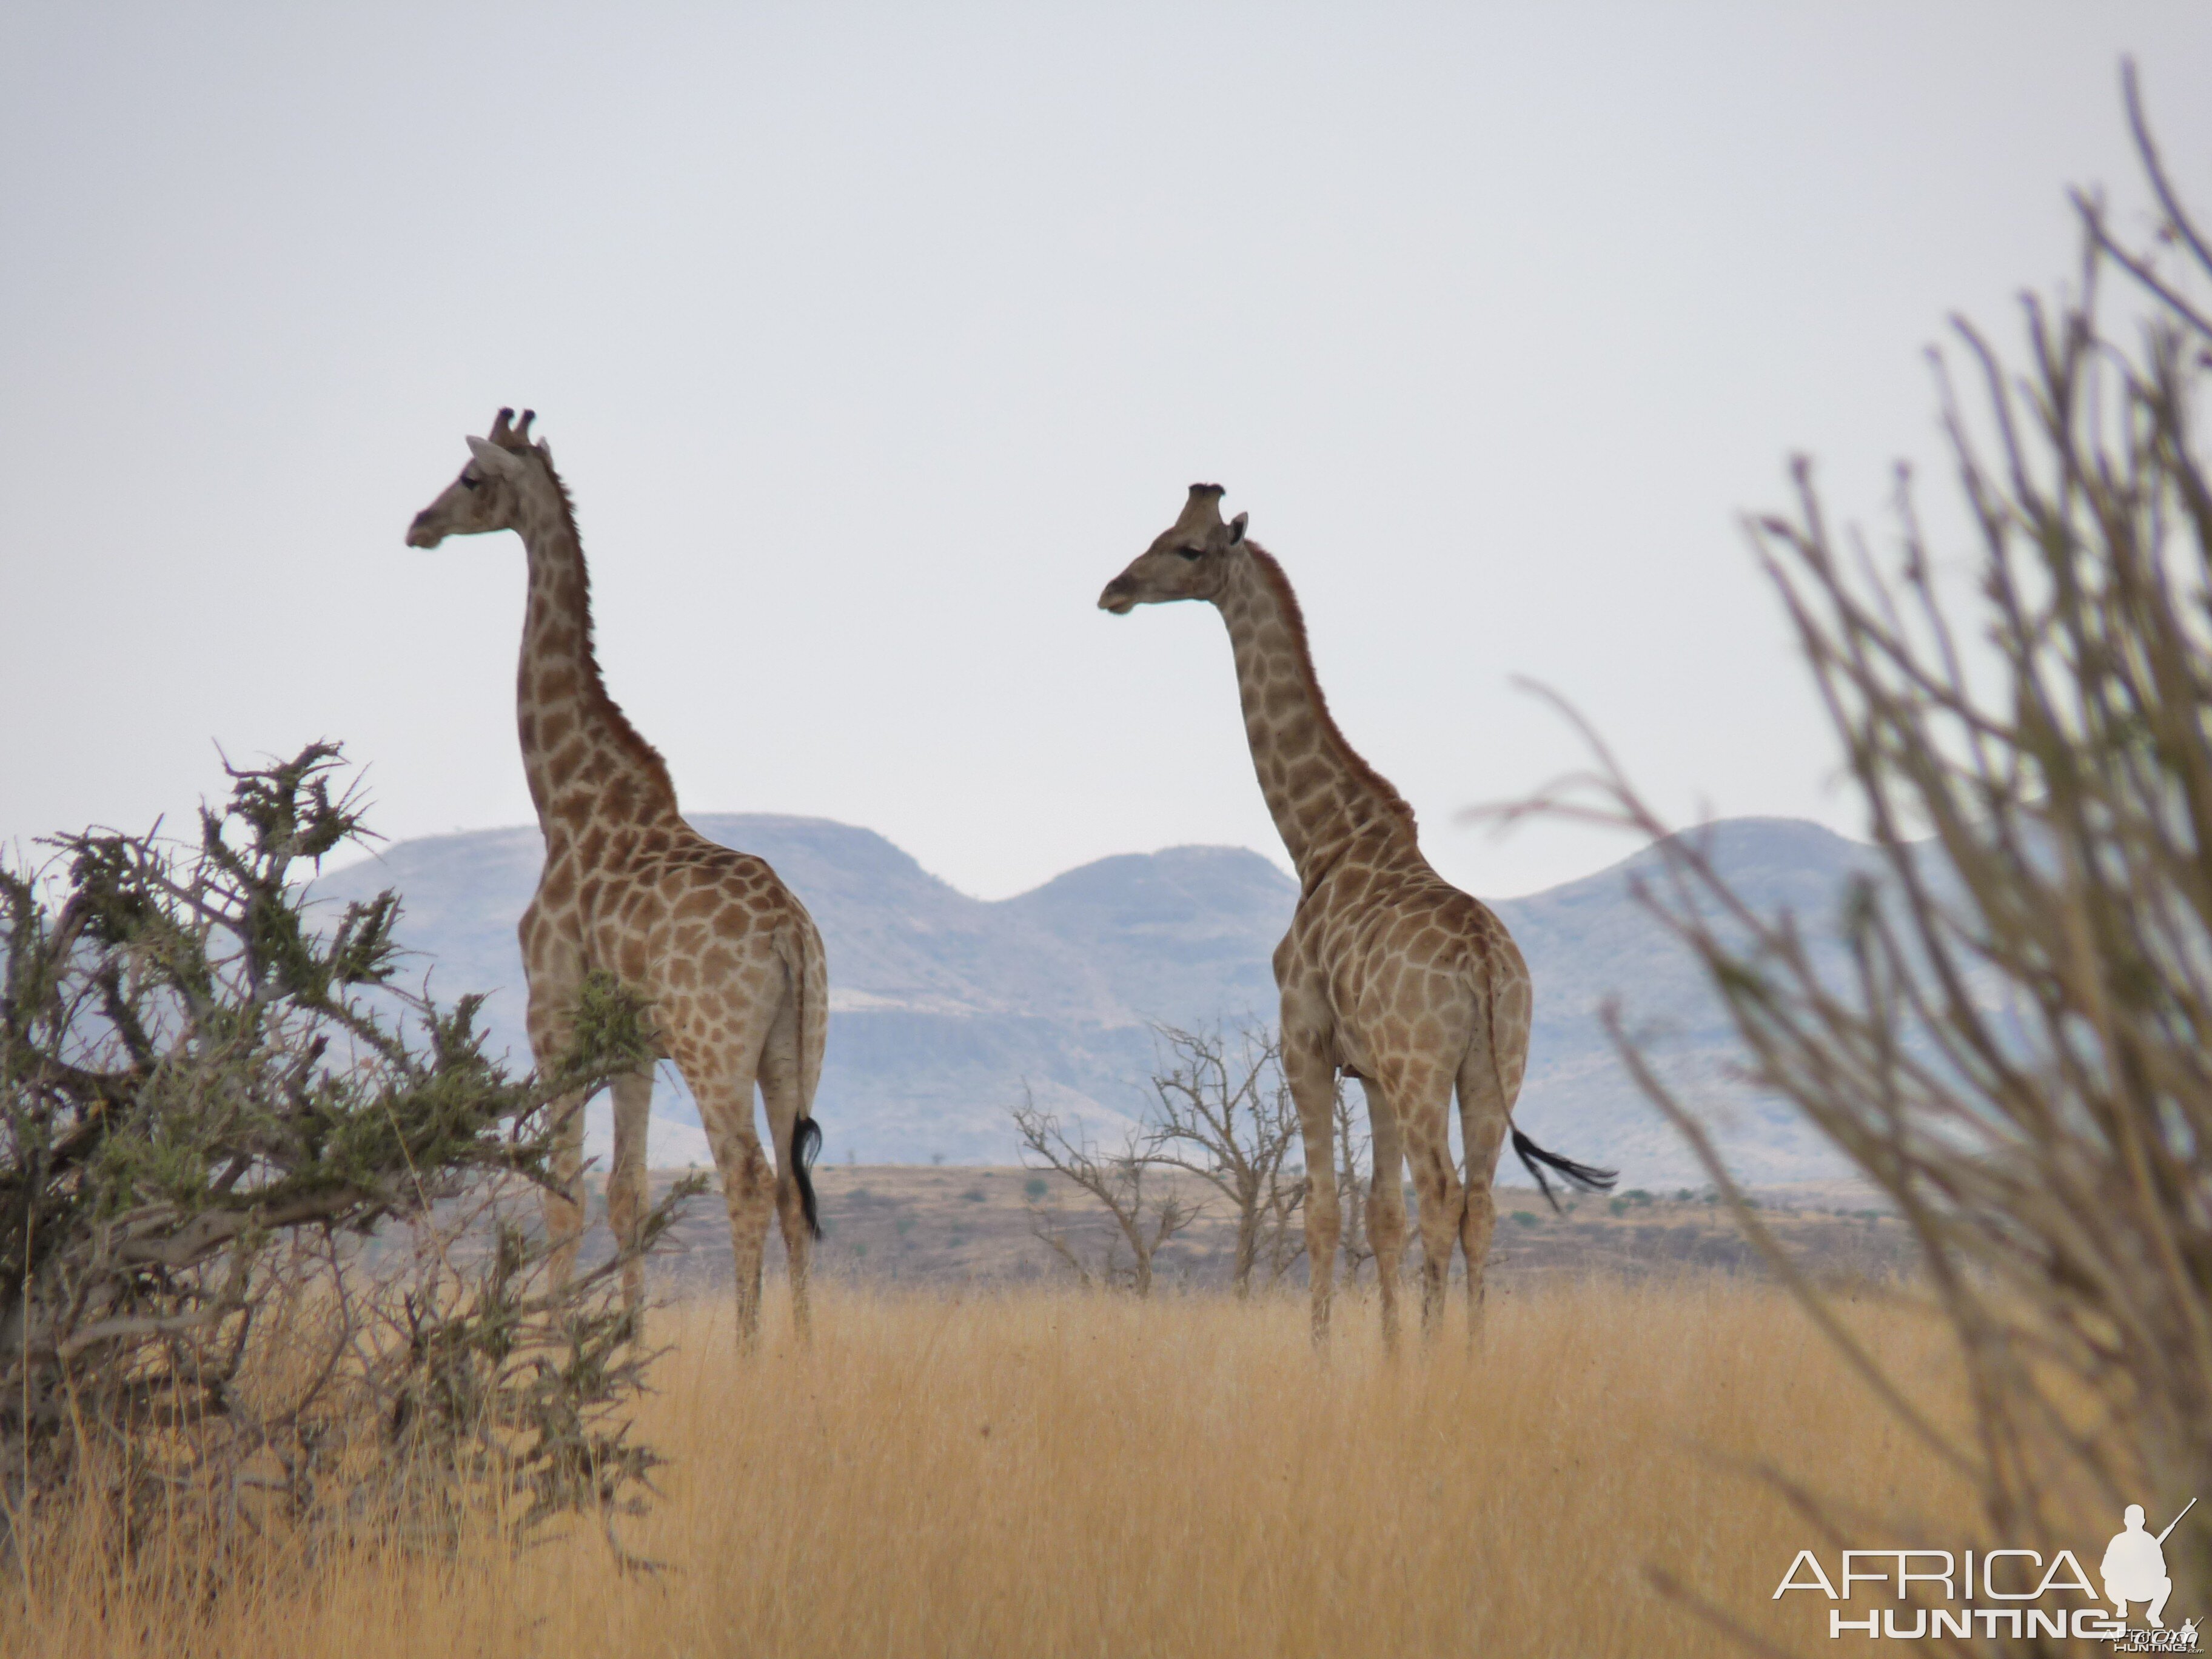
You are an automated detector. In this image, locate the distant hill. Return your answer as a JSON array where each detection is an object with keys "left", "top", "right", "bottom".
[
  {"left": 307, "top": 814, "right": 1874, "bottom": 1185},
  {"left": 1493, "top": 817, "right": 1880, "bottom": 1187}
]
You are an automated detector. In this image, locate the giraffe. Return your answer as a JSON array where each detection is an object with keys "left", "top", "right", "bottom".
[
  {"left": 405, "top": 408, "right": 826, "bottom": 1345},
  {"left": 1098, "top": 484, "right": 1614, "bottom": 1344}
]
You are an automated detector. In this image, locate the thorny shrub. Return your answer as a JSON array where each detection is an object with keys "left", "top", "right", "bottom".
[{"left": 0, "top": 744, "right": 700, "bottom": 1587}]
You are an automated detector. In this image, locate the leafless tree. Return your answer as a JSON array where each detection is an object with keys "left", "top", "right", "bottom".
[
  {"left": 1256, "top": 1153, "right": 1310, "bottom": 1290},
  {"left": 1496, "top": 63, "right": 2212, "bottom": 1637},
  {"left": 1013, "top": 1087, "right": 1199, "bottom": 1296},
  {"left": 1139, "top": 1025, "right": 1307, "bottom": 1297}
]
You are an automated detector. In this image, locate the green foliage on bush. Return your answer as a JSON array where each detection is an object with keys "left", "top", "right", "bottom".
[{"left": 0, "top": 744, "right": 697, "bottom": 1566}]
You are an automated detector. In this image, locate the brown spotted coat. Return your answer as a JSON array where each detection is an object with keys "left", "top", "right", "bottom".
[
  {"left": 1100, "top": 484, "right": 1535, "bottom": 1344},
  {"left": 406, "top": 410, "right": 825, "bottom": 1344}
]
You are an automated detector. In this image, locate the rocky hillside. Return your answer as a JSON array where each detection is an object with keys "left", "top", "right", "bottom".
[{"left": 308, "top": 814, "right": 1879, "bottom": 1185}]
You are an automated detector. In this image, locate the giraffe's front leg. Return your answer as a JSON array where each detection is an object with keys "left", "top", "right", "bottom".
[
  {"left": 543, "top": 1090, "right": 588, "bottom": 1289},
  {"left": 606, "top": 1070, "right": 654, "bottom": 1332},
  {"left": 523, "top": 962, "right": 589, "bottom": 1293},
  {"left": 1281, "top": 1016, "right": 1339, "bottom": 1347}
]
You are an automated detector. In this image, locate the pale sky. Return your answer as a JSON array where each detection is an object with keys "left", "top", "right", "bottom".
[{"left": 5, "top": 4, "right": 2209, "bottom": 900}]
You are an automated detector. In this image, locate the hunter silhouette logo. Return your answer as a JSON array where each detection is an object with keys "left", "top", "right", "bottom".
[
  {"left": 2103, "top": 1501, "right": 2191, "bottom": 1629},
  {"left": 1773, "top": 1499, "right": 2198, "bottom": 1644}
]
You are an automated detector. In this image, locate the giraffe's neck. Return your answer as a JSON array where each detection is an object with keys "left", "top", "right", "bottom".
[
  {"left": 511, "top": 468, "right": 680, "bottom": 840},
  {"left": 1214, "top": 546, "right": 1418, "bottom": 888}
]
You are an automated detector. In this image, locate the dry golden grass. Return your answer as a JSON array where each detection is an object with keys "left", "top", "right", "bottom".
[{"left": 1, "top": 1277, "right": 1979, "bottom": 1659}]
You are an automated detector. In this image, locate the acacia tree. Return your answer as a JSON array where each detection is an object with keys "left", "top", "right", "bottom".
[
  {"left": 0, "top": 745, "right": 695, "bottom": 1566},
  {"left": 1508, "top": 65, "right": 2212, "bottom": 1638},
  {"left": 1139, "top": 1025, "right": 1306, "bottom": 1297},
  {"left": 1017, "top": 1029, "right": 1352, "bottom": 1295}
]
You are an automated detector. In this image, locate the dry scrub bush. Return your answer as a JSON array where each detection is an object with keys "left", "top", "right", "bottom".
[
  {"left": 0, "top": 745, "right": 695, "bottom": 1581},
  {"left": 1506, "top": 65, "right": 2212, "bottom": 1637}
]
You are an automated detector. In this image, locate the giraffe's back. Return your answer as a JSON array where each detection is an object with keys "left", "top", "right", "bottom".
[
  {"left": 1281, "top": 840, "right": 1527, "bottom": 1081},
  {"left": 529, "top": 817, "right": 825, "bottom": 1056}
]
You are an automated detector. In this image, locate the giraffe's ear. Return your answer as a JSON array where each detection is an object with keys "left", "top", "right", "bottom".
[
  {"left": 466, "top": 436, "right": 525, "bottom": 477},
  {"left": 1227, "top": 512, "right": 1248, "bottom": 545}
]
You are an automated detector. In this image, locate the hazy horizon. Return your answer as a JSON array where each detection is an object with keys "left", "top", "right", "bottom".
[{"left": 306, "top": 799, "right": 1882, "bottom": 906}]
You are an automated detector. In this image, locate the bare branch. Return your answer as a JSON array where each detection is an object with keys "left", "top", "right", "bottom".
[
  {"left": 1499, "top": 109, "right": 2212, "bottom": 1600},
  {"left": 1014, "top": 1085, "right": 1195, "bottom": 1296}
]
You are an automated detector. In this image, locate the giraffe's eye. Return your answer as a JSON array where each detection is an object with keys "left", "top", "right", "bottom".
[
  {"left": 1177, "top": 545, "right": 1204, "bottom": 561},
  {"left": 460, "top": 472, "right": 480, "bottom": 492}
]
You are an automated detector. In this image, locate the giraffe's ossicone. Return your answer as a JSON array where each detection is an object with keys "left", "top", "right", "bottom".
[
  {"left": 406, "top": 409, "right": 828, "bottom": 1347},
  {"left": 1100, "top": 484, "right": 1614, "bottom": 1344}
]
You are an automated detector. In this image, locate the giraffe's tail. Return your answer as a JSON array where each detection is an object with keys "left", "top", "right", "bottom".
[
  {"left": 790, "top": 1114, "right": 823, "bottom": 1238},
  {"left": 771, "top": 913, "right": 829, "bottom": 1241},
  {"left": 1509, "top": 1127, "right": 1617, "bottom": 1214}
]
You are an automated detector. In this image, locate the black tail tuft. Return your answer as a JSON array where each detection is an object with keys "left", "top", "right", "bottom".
[
  {"left": 791, "top": 1116, "right": 824, "bottom": 1239},
  {"left": 1512, "top": 1127, "right": 1617, "bottom": 1215}
]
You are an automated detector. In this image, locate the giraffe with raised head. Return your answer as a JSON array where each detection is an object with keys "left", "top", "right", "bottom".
[
  {"left": 405, "top": 408, "right": 826, "bottom": 1345},
  {"left": 1099, "top": 484, "right": 1614, "bottom": 1343}
]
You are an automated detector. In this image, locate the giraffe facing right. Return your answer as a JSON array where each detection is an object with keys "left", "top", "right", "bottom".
[{"left": 1099, "top": 484, "right": 1614, "bottom": 1344}]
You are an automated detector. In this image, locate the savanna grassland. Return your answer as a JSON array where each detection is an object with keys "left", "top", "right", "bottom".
[{"left": 0, "top": 1272, "right": 1979, "bottom": 1659}]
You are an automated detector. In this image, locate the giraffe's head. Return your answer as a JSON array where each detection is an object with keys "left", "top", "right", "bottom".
[
  {"left": 1097, "top": 483, "right": 1248, "bottom": 614},
  {"left": 405, "top": 408, "right": 550, "bottom": 548}
]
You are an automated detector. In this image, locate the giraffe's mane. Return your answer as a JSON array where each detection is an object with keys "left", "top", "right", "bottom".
[
  {"left": 1244, "top": 544, "right": 1418, "bottom": 834},
  {"left": 532, "top": 445, "right": 680, "bottom": 813}
]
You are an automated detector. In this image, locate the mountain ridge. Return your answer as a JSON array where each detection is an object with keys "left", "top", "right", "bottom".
[{"left": 307, "top": 813, "right": 1871, "bottom": 1184}]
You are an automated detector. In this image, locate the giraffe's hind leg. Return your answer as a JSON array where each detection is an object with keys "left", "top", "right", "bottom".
[
  {"left": 606, "top": 1070, "right": 654, "bottom": 1329},
  {"left": 691, "top": 1058, "right": 773, "bottom": 1349},
  {"left": 1455, "top": 1037, "right": 1514, "bottom": 1344},
  {"left": 758, "top": 987, "right": 815, "bottom": 1340},
  {"left": 1360, "top": 1076, "right": 1409, "bottom": 1353},
  {"left": 1383, "top": 1059, "right": 1464, "bottom": 1339}
]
